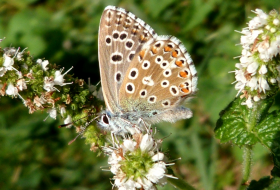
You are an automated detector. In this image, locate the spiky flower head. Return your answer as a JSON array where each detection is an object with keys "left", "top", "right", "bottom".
[
  {"left": 233, "top": 9, "right": 280, "bottom": 108},
  {"left": 103, "top": 133, "right": 175, "bottom": 190}
]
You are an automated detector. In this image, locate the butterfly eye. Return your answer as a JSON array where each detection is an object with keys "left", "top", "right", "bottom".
[{"left": 101, "top": 114, "right": 110, "bottom": 125}]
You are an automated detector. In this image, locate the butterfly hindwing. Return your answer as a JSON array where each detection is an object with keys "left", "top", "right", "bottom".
[
  {"left": 119, "top": 35, "right": 198, "bottom": 112},
  {"left": 98, "top": 6, "right": 157, "bottom": 113}
]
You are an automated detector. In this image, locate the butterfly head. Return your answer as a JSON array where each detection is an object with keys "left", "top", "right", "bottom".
[{"left": 97, "top": 111, "right": 112, "bottom": 130}]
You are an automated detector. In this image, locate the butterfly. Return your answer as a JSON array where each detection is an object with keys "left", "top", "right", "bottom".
[{"left": 97, "top": 5, "right": 198, "bottom": 135}]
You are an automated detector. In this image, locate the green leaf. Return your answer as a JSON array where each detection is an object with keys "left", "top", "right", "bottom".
[
  {"left": 247, "top": 176, "right": 280, "bottom": 190},
  {"left": 215, "top": 96, "right": 276, "bottom": 146},
  {"left": 215, "top": 98, "right": 258, "bottom": 145},
  {"left": 215, "top": 96, "right": 280, "bottom": 170}
]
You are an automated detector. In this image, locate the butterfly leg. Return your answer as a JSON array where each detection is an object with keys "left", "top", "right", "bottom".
[
  {"left": 137, "top": 118, "right": 151, "bottom": 134},
  {"left": 111, "top": 132, "right": 117, "bottom": 147}
]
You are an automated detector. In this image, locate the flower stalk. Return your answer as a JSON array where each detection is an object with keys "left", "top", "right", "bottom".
[
  {"left": 233, "top": 9, "right": 280, "bottom": 108},
  {"left": 0, "top": 44, "right": 106, "bottom": 151}
]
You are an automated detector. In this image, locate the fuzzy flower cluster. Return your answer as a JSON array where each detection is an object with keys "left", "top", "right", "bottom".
[
  {"left": 0, "top": 47, "right": 27, "bottom": 101},
  {"left": 103, "top": 133, "right": 175, "bottom": 190},
  {"left": 0, "top": 45, "right": 75, "bottom": 124},
  {"left": 233, "top": 9, "right": 280, "bottom": 108}
]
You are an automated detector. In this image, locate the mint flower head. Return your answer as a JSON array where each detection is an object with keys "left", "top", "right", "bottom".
[
  {"left": 103, "top": 133, "right": 175, "bottom": 190},
  {"left": 233, "top": 9, "right": 280, "bottom": 108}
]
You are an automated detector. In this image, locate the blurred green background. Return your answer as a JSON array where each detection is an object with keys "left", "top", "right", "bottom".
[{"left": 0, "top": 0, "right": 280, "bottom": 189}]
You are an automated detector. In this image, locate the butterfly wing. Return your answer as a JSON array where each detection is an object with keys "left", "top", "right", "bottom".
[
  {"left": 118, "top": 35, "right": 198, "bottom": 116},
  {"left": 98, "top": 6, "right": 157, "bottom": 113}
]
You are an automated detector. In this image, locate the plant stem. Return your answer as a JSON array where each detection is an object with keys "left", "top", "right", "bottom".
[
  {"left": 247, "top": 103, "right": 259, "bottom": 132},
  {"left": 240, "top": 145, "right": 252, "bottom": 190},
  {"left": 240, "top": 102, "right": 259, "bottom": 189}
]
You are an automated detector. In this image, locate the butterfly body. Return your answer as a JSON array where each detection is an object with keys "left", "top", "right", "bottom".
[{"left": 97, "top": 6, "right": 197, "bottom": 135}]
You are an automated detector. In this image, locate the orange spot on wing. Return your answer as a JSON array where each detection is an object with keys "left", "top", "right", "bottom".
[
  {"left": 164, "top": 46, "right": 172, "bottom": 52},
  {"left": 140, "top": 35, "right": 145, "bottom": 41},
  {"left": 179, "top": 70, "right": 188, "bottom": 78},
  {"left": 172, "top": 51, "right": 178, "bottom": 58},
  {"left": 151, "top": 47, "right": 157, "bottom": 54},
  {"left": 179, "top": 84, "right": 185, "bottom": 88},
  {"left": 175, "top": 60, "right": 183, "bottom": 67},
  {"left": 132, "top": 29, "right": 137, "bottom": 34},
  {"left": 139, "top": 50, "right": 146, "bottom": 59},
  {"left": 181, "top": 88, "right": 189, "bottom": 93},
  {"left": 140, "top": 35, "right": 148, "bottom": 42}
]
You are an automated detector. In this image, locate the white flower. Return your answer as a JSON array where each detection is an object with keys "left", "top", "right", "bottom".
[
  {"left": 241, "top": 96, "right": 253, "bottom": 108},
  {"left": 60, "top": 106, "right": 66, "bottom": 116},
  {"left": 16, "top": 48, "right": 27, "bottom": 61},
  {"left": 105, "top": 133, "right": 174, "bottom": 190},
  {"left": 122, "top": 139, "right": 137, "bottom": 152},
  {"left": 0, "top": 67, "right": 6, "bottom": 77},
  {"left": 271, "top": 78, "right": 277, "bottom": 83},
  {"left": 54, "top": 67, "right": 73, "bottom": 86},
  {"left": 233, "top": 9, "right": 280, "bottom": 108},
  {"left": 247, "top": 77, "right": 258, "bottom": 91},
  {"left": 146, "top": 162, "right": 166, "bottom": 184},
  {"left": 259, "top": 65, "right": 267, "bottom": 74},
  {"left": 259, "top": 76, "right": 270, "bottom": 93},
  {"left": 254, "top": 96, "right": 260, "bottom": 102},
  {"left": 249, "top": 9, "right": 268, "bottom": 29},
  {"left": 140, "top": 134, "right": 154, "bottom": 152},
  {"left": 33, "top": 95, "right": 45, "bottom": 108},
  {"left": 48, "top": 108, "right": 57, "bottom": 119},
  {"left": 235, "top": 70, "right": 247, "bottom": 84},
  {"left": 64, "top": 115, "right": 72, "bottom": 128},
  {"left": 270, "top": 28, "right": 276, "bottom": 33},
  {"left": 3, "top": 54, "right": 15, "bottom": 70},
  {"left": 247, "top": 61, "right": 259, "bottom": 74},
  {"left": 273, "top": 18, "right": 280, "bottom": 26},
  {"left": 267, "top": 40, "right": 279, "bottom": 58},
  {"left": 43, "top": 76, "right": 55, "bottom": 92},
  {"left": 152, "top": 152, "right": 164, "bottom": 162},
  {"left": 16, "top": 79, "right": 27, "bottom": 91},
  {"left": 240, "top": 55, "right": 253, "bottom": 66},
  {"left": 37, "top": 59, "right": 49, "bottom": 71},
  {"left": 6, "top": 83, "right": 18, "bottom": 96}
]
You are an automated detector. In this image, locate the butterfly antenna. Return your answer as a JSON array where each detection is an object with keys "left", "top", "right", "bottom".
[
  {"left": 162, "top": 133, "right": 172, "bottom": 140},
  {"left": 58, "top": 113, "right": 99, "bottom": 128},
  {"left": 68, "top": 133, "right": 82, "bottom": 145},
  {"left": 67, "top": 115, "right": 100, "bottom": 145}
]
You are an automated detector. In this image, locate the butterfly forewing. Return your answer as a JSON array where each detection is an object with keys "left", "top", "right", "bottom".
[
  {"left": 119, "top": 35, "right": 198, "bottom": 112},
  {"left": 98, "top": 6, "right": 157, "bottom": 113}
]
